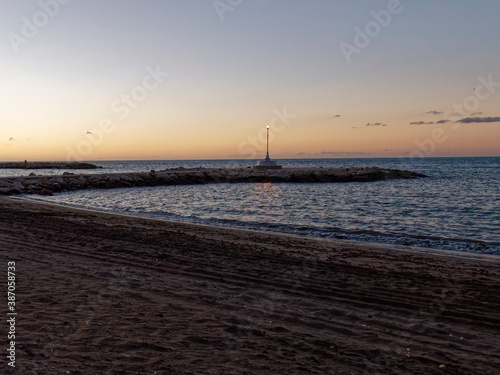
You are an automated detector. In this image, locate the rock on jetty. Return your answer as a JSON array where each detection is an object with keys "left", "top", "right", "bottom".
[
  {"left": 0, "top": 167, "right": 426, "bottom": 196},
  {"left": 0, "top": 161, "right": 100, "bottom": 169}
]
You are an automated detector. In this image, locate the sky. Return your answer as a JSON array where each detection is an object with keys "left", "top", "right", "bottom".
[{"left": 1, "top": 0, "right": 500, "bottom": 161}]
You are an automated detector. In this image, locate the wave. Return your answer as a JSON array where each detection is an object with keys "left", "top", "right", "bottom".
[{"left": 20, "top": 156, "right": 500, "bottom": 257}]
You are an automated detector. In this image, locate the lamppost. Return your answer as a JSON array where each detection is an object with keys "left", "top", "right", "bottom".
[
  {"left": 265, "top": 123, "right": 271, "bottom": 161},
  {"left": 254, "top": 123, "right": 282, "bottom": 169}
]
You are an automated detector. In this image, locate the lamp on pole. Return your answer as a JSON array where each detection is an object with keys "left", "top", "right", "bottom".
[
  {"left": 254, "top": 123, "right": 281, "bottom": 169},
  {"left": 265, "top": 123, "right": 271, "bottom": 161}
]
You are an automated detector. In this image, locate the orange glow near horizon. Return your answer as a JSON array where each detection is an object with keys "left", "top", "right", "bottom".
[
  {"left": 2, "top": 2, "right": 500, "bottom": 162},
  {"left": 2, "top": 118, "right": 499, "bottom": 162}
]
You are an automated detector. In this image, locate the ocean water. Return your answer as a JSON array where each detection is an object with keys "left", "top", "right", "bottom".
[{"left": 14, "top": 157, "right": 500, "bottom": 256}]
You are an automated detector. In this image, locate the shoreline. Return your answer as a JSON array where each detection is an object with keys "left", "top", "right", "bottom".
[
  {"left": 14, "top": 195, "right": 500, "bottom": 263},
  {"left": 1, "top": 196, "right": 499, "bottom": 373}
]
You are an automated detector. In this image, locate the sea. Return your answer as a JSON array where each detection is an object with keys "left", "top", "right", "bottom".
[{"left": 5, "top": 157, "right": 500, "bottom": 256}]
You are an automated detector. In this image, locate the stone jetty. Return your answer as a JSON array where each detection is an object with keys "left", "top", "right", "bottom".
[
  {"left": 0, "top": 167, "right": 426, "bottom": 196},
  {"left": 0, "top": 161, "right": 100, "bottom": 170}
]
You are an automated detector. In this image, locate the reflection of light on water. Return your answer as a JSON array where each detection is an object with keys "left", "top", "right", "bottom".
[
  {"left": 251, "top": 182, "right": 283, "bottom": 216},
  {"left": 29, "top": 157, "right": 500, "bottom": 254}
]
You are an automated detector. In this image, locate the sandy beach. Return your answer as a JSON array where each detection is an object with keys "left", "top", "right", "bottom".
[{"left": 1, "top": 197, "right": 499, "bottom": 374}]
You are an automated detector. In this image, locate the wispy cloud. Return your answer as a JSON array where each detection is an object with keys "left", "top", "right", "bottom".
[
  {"left": 410, "top": 119, "right": 452, "bottom": 125},
  {"left": 7, "top": 137, "right": 32, "bottom": 142},
  {"left": 296, "top": 151, "right": 371, "bottom": 157},
  {"left": 0, "top": 143, "right": 13, "bottom": 148},
  {"left": 352, "top": 122, "right": 388, "bottom": 129},
  {"left": 456, "top": 116, "right": 500, "bottom": 124},
  {"left": 423, "top": 110, "right": 443, "bottom": 115},
  {"left": 409, "top": 121, "right": 434, "bottom": 125},
  {"left": 327, "top": 114, "right": 341, "bottom": 119},
  {"left": 409, "top": 116, "right": 499, "bottom": 125}
]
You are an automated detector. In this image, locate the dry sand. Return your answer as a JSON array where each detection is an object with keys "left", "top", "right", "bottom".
[{"left": 0, "top": 197, "right": 499, "bottom": 374}]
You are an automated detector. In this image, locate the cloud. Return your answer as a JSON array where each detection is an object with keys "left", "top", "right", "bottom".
[
  {"left": 351, "top": 122, "right": 388, "bottom": 129},
  {"left": 423, "top": 110, "right": 443, "bottom": 115},
  {"left": 470, "top": 112, "right": 483, "bottom": 116},
  {"left": 409, "top": 119, "right": 452, "bottom": 125},
  {"left": 7, "top": 137, "right": 32, "bottom": 142},
  {"left": 327, "top": 114, "right": 341, "bottom": 119},
  {"left": 409, "top": 121, "right": 434, "bottom": 125},
  {"left": 0, "top": 143, "right": 13, "bottom": 148},
  {"left": 456, "top": 116, "right": 500, "bottom": 124},
  {"left": 295, "top": 151, "right": 371, "bottom": 157}
]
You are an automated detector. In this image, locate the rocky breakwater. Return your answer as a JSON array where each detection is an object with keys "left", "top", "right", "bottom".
[
  {"left": 0, "top": 166, "right": 426, "bottom": 196},
  {"left": 0, "top": 161, "right": 100, "bottom": 169}
]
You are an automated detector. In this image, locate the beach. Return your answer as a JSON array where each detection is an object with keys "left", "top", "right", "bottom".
[{"left": 1, "top": 197, "right": 499, "bottom": 374}]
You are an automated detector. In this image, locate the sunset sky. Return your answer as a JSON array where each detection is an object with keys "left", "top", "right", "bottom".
[{"left": 1, "top": 0, "right": 500, "bottom": 161}]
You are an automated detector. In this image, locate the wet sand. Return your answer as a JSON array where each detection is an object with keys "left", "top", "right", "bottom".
[{"left": 1, "top": 197, "right": 499, "bottom": 374}]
